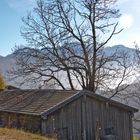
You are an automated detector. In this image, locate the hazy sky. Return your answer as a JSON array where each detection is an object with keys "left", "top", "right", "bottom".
[{"left": 0, "top": 0, "right": 140, "bottom": 56}]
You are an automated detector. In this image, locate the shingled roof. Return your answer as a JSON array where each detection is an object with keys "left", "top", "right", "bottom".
[
  {"left": 0, "top": 89, "right": 77, "bottom": 115},
  {"left": 0, "top": 89, "right": 138, "bottom": 116}
]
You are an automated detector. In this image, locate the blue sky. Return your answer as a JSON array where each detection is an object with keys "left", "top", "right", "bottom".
[
  {"left": 0, "top": 0, "right": 35, "bottom": 56},
  {"left": 0, "top": 0, "right": 140, "bottom": 56}
]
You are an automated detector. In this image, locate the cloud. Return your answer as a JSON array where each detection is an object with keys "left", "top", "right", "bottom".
[
  {"left": 119, "top": 14, "right": 134, "bottom": 29},
  {"left": 117, "top": 0, "right": 129, "bottom": 4},
  {"left": 6, "top": 0, "right": 36, "bottom": 11}
]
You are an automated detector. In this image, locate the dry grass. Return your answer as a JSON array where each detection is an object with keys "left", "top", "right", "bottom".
[
  {"left": 134, "top": 136, "right": 140, "bottom": 140},
  {"left": 0, "top": 128, "right": 56, "bottom": 140},
  {"left": 0, "top": 128, "right": 138, "bottom": 140}
]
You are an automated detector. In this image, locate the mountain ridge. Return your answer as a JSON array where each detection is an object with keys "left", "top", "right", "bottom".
[{"left": 0, "top": 44, "right": 137, "bottom": 88}]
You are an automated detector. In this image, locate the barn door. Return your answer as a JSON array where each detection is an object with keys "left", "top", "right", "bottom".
[{"left": 56, "top": 127, "right": 68, "bottom": 140}]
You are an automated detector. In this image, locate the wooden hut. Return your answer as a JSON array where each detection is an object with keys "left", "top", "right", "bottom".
[{"left": 0, "top": 89, "right": 138, "bottom": 140}]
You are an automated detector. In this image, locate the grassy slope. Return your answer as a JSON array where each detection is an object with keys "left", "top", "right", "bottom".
[
  {"left": 0, "top": 127, "right": 138, "bottom": 140},
  {"left": 0, "top": 128, "right": 55, "bottom": 140},
  {"left": 134, "top": 137, "right": 140, "bottom": 140}
]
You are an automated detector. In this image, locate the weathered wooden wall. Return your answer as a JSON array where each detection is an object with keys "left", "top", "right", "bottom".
[
  {"left": 0, "top": 112, "right": 41, "bottom": 133},
  {"left": 0, "top": 93, "right": 133, "bottom": 140},
  {"left": 85, "top": 96, "right": 132, "bottom": 140},
  {"left": 42, "top": 95, "right": 133, "bottom": 140},
  {"left": 42, "top": 97, "right": 83, "bottom": 140}
]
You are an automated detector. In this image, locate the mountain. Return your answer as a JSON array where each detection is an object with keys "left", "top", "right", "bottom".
[
  {"left": 0, "top": 44, "right": 136, "bottom": 88},
  {"left": 103, "top": 44, "right": 136, "bottom": 58},
  {"left": 0, "top": 54, "right": 17, "bottom": 87},
  {"left": 0, "top": 54, "right": 15, "bottom": 74},
  {"left": 105, "top": 44, "right": 136, "bottom": 52}
]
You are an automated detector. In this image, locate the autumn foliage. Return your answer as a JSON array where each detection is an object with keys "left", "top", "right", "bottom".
[{"left": 0, "top": 73, "right": 6, "bottom": 90}]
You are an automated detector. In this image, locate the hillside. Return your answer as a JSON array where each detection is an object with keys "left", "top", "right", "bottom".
[
  {"left": 0, "top": 126, "right": 138, "bottom": 140},
  {"left": 0, "top": 128, "right": 56, "bottom": 140}
]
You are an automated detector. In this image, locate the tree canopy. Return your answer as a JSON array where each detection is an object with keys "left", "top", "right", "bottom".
[{"left": 12, "top": 0, "right": 134, "bottom": 96}]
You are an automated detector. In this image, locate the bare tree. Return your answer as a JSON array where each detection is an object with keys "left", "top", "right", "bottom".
[
  {"left": 125, "top": 43, "right": 140, "bottom": 135},
  {"left": 11, "top": 0, "right": 134, "bottom": 94}
]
